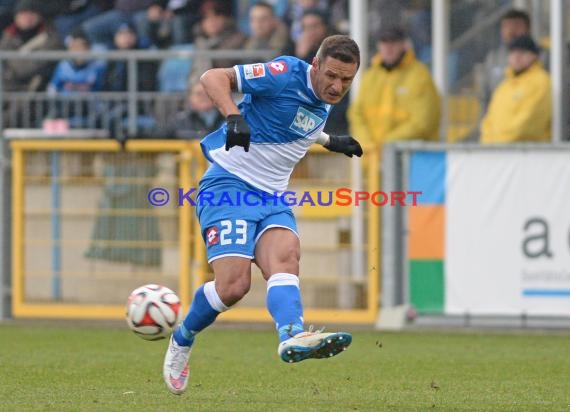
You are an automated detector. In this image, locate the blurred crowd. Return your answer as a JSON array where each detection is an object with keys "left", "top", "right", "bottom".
[{"left": 0, "top": 0, "right": 564, "bottom": 144}]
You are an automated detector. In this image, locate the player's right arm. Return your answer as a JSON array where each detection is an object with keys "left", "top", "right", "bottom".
[
  {"left": 200, "top": 59, "right": 290, "bottom": 152},
  {"left": 200, "top": 68, "right": 241, "bottom": 117},
  {"left": 201, "top": 68, "right": 250, "bottom": 152}
]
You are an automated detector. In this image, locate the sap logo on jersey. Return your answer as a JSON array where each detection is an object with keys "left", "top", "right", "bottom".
[
  {"left": 244, "top": 63, "right": 265, "bottom": 79},
  {"left": 268, "top": 61, "right": 288, "bottom": 74},
  {"left": 289, "top": 107, "right": 323, "bottom": 136}
]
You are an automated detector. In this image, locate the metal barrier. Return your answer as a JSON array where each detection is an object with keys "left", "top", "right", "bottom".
[
  {"left": 2, "top": 92, "right": 186, "bottom": 139},
  {"left": 0, "top": 48, "right": 276, "bottom": 133},
  {"left": 10, "top": 139, "right": 380, "bottom": 324},
  {"left": 10, "top": 139, "right": 196, "bottom": 319}
]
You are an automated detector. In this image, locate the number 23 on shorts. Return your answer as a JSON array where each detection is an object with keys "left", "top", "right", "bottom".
[{"left": 206, "top": 219, "right": 247, "bottom": 247}]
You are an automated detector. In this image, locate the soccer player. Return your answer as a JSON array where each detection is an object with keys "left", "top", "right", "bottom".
[{"left": 163, "top": 34, "right": 363, "bottom": 395}]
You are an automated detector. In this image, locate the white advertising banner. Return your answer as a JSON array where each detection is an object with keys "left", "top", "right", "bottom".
[{"left": 446, "top": 151, "right": 570, "bottom": 316}]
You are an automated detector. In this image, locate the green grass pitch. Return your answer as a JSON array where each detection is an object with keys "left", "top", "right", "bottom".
[{"left": 1, "top": 323, "right": 570, "bottom": 411}]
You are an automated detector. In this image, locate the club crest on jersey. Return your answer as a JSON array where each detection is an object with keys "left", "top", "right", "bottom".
[
  {"left": 244, "top": 63, "right": 265, "bottom": 79},
  {"left": 206, "top": 226, "right": 219, "bottom": 246},
  {"left": 289, "top": 107, "right": 324, "bottom": 137},
  {"left": 268, "top": 60, "right": 288, "bottom": 74}
]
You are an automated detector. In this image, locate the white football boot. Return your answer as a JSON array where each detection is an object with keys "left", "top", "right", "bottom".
[
  {"left": 278, "top": 328, "right": 352, "bottom": 363},
  {"left": 163, "top": 335, "right": 192, "bottom": 395}
]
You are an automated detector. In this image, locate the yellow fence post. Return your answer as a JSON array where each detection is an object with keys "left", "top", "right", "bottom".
[
  {"left": 178, "top": 145, "right": 192, "bottom": 307},
  {"left": 366, "top": 144, "right": 380, "bottom": 320},
  {"left": 189, "top": 142, "right": 209, "bottom": 295},
  {"left": 11, "top": 145, "right": 24, "bottom": 317}
]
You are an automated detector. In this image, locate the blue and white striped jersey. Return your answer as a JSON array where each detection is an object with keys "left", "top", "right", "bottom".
[{"left": 200, "top": 56, "right": 331, "bottom": 193}]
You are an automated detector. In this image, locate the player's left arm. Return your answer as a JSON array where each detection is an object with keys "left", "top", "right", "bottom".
[{"left": 318, "top": 131, "right": 363, "bottom": 158}]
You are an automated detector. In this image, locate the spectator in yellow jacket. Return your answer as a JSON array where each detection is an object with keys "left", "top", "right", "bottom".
[
  {"left": 348, "top": 26, "right": 440, "bottom": 150},
  {"left": 480, "top": 35, "right": 551, "bottom": 143}
]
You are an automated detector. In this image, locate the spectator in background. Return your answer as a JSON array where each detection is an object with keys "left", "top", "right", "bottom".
[
  {"left": 237, "top": 0, "right": 290, "bottom": 35},
  {"left": 294, "top": 8, "right": 331, "bottom": 63},
  {"left": 138, "top": 0, "right": 204, "bottom": 48},
  {"left": 480, "top": 9, "right": 531, "bottom": 107},
  {"left": 154, "top": 81, "right": 224, "bottom": 139},
  {"left": 0, "top": 0, "right": 62, "bottom": 92},
  {"left": 103, "top": 23, "right": 158, "bottom": 138},
  {"left": 48, "top": 28, "right": 106, "bottom": 94},
  {"left": 348, "top": 26, "right": 440, "bottom": 150},
  {"left": 243, "top": 1, "right": 294, "bottom": 57},
  {"left": 81, "top": 0, "right": 154, "bottom": 49},
  {"left": 480, "top": 35, "right": 551, "bottom": 144},
  {"left": 186, "top": 0, "right": 246, "bottom": 86},
  {"left": 365, "top": 0, "right": 405, "bottom": 57},
  {"left": 288, "top": 0, "right": 327, "bottom": 43},
  {"left": 47, "top": 28, "right": 106, "bottom": 128},
  {"left": 104, "top": 22, "right": 157, "bottom": 92}
]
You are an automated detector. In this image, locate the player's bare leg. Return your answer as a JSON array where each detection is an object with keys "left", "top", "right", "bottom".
[
  {"left": 163, "top": 256, "right": 251, "bottom": 395},
  {"left": 255, "top": 228, "right": 352, "bottom": 363},
  {"left": 210, "top": 257, "right": 253, "bottom": 306}
]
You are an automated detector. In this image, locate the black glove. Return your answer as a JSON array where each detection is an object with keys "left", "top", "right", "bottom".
[
  {"left": 226, "top": 114, "right": 250, "bottom": 152},
  {"left": 324, "top": 134, "right": 363, "bottom": 158}
]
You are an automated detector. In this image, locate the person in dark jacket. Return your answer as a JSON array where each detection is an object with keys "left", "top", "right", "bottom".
[
  {"left": 155, "top": 80, "right": 224, "bottom": 139},
  {"left": 103, "top": 22, "right": 158, "bottom": 138},
  {"left": 104, "top": 22, "right": 156, "bottom": 92},
  {"left": 0, "top": 0, "right": 62, "bottom": 92},
  {"left": 0, "top": 0, "right": 62, "bottom": 127}
]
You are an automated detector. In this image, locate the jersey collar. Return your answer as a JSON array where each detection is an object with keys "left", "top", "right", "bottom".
[{"left": 306, "top": 65, "right": 319, "bottom": 101}]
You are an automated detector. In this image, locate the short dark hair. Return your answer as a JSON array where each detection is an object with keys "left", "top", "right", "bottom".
[
  {"left": 501, "top": 9, "right": 530, "bottom": 28},
  {"left": 316, "top": 35, "right": 360, "bottom": 68},
  {"left": 15, "top": 0, "right": 45, "bottom": 16},
  {"left": 302, "top": 8, "right": 330, "bottom": 26},
  {"left": 200, "top": 0, "right": 233, "bottom": 17},
  {"left": 378, "top": 26, "right": 407, "bottom": 42},
  {"left": 251, "top": 1, "right": 275, "bottom": 15},
  {"left": 66, "top": 26, "right": 90, "bottom": 46}
]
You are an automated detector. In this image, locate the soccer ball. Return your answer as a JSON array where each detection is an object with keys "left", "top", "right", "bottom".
[{"left": 125, "top": 284, "right": 182, "bottom": 341}]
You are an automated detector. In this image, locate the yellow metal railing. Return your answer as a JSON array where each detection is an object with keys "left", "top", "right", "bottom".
[
  {"left": 11, "top": 139, "right": 380, "bottom": 324},
  {"left": 11, "top": 139, "right": 196, "bottom": 319}
]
